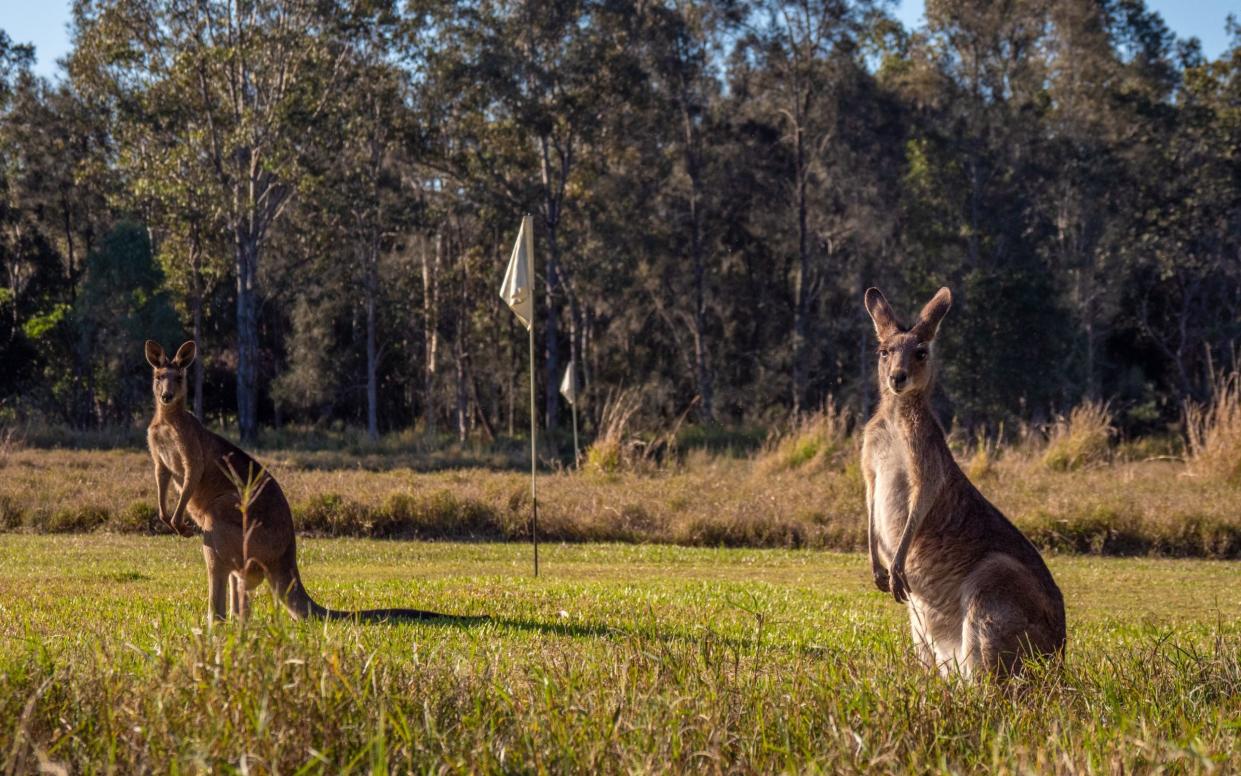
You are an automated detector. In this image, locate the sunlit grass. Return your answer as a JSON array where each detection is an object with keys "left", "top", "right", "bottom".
[{"left": 0, "top": 536, "right": 1236, "bottom": 772}]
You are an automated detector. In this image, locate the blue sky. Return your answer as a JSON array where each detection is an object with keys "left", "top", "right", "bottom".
[{"left": 1, "top": 0, "right": 1237, "bottom": 80}]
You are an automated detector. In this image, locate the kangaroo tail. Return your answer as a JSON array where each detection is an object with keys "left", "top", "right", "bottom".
[{"left": 272, "top": 565, "right": 474, "bottom": 623}]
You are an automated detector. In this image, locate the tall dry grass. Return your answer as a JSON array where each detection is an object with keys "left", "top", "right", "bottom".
[
  {"left": 964, "top": 426, "right": 1005, "bottom": 481},
  {"left": 0, "top": 426, "right": 22, "bottom": 468},
  {"left": 583, "top": 390, "right": 645, "bottom": 473},
  {"left": 1186, "top": 372, "right": 1241, "bottom": 484},
  {"left": 1042, "top": 400, "right": 1115, "bottom": 472},
  {"left": 4, "top": 403, "right": 1241, "bottom": 557}
]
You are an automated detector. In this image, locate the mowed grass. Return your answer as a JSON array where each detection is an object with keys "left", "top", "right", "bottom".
[{"left": 0, "top": 536, "right": 1237, "bottom": 773}]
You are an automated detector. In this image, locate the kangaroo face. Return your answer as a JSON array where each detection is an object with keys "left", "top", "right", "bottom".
[
  {"left": 153, "top": 366, "right": 187, "bottom": 406},
  {"left": 864, "top": 287, "right": 952, "bottom": 399},
  {"left": 145, "top": 340, "right": 197, "bottom": 409},
  {"left": 877, "top": 333, "right": 933, "bottom": 397}
]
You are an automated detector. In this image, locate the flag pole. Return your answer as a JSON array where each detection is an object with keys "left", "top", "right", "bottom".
[
  {"left": 500, "top": 213, "right": 538, "bottom": 578},
  {"left": 571, "top": 381, "right": 579, "bottom": 468},
  {"left": 529, "top": 323, "right": 539, "bottom": 577},
  {"left": 568, "top": 392, "right": 578, "bottom": 466}
]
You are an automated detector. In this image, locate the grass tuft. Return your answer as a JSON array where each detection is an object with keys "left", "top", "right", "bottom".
[
  {"left": 584, "top": 390, "right": 645, "bottom": 474},
  {"left": 1186, "top": 371, "right": 1241, "bottom": 484},
  {"left": 1042, "top": 400, "right": 1115, "bottom": 471},
  {"left": 965, "top": 427, "right": 1004, "bottom": 481},
  {"left": 758, "top": 399, "right": 852, "bottom": 475}
]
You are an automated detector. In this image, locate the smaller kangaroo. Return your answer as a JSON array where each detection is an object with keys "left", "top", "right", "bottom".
[
  {"left": 860, "top": 288, "right": 1065, "bottom": 678},
  {"left": 146, "top": 340, "right": 463, "bottom": 624}
]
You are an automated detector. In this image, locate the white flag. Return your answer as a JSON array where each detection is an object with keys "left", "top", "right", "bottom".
[
  {"left": 500, "top": 215, "right": 535, "bottom": 330},
  {"left": 559, "top": 360, "right": 577, "bottom": 406}
]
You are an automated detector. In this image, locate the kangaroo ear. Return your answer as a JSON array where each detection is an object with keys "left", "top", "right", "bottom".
[
  {"left": 864, "top": 288, "right": 900, "bottom": 339},
  {"left": 913, "top": 287, "right": 952, "bottom": 341},
  {"left": 172, "top": 340, "right": 197, "bottom": 369},
  {"left": 145, "top": 340, "right": 168, "bottom": 369}
]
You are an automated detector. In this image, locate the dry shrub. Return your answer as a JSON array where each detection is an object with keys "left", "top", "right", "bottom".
[
  {"left": 758, "top": 399, "right": 852, "bottom": 475},
  {"left": 1042, "top": 400, "right": 1115, "bottom": 472},
  {"left": 1186, "top": 372, "right": 1241, "bottom": 484}
]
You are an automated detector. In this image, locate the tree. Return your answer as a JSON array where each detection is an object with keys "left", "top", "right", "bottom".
[
  {"left": 72, "top": 0, "right": 365, "bottom": 441},
  {"left": 736, "top": 0, "right": 878, "bottom": 418}
]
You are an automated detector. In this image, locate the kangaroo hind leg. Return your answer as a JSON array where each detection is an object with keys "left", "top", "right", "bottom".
[
  {"left": 203, "top": 545, "right": 230, "bottom": 624},
  {"left": 959, "top": 556, "right": 1037, "bottom": 679},
  {"left": 229, "top": 569, "right": 264, "bottom": 621}
]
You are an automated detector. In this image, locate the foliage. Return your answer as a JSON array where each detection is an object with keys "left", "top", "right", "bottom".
[{"left": 0, "top": 1, "right": 1239, "bottom": 441}]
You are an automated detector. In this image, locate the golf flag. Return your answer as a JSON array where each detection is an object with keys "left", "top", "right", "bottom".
[
  {"left": 502, "top": 214, "right": 539, "bottom": 577},
  {"left": 562, "top": 359, "right": 580, "bottom": 467},
  {"left": 500, "top": 215, "right": 535, "bottom": 330},
  {"left": 559, "top": 360, "right": 577, "bottom": 406}
]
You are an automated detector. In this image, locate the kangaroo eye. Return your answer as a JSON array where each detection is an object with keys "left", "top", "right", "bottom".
[
  {"left": 915, "top": 350, "right": 928, "bottom": 361},
  {"left": 878, "top": 349, "right": 889, "bottom": 359}
]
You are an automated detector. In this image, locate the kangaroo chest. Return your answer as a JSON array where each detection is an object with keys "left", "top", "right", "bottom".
[
  {"left": 869, "top": 425, "right": 913, "bottom": 563},
  {"left": 149, "top": 423, "right": 185, "bottom": 478}
]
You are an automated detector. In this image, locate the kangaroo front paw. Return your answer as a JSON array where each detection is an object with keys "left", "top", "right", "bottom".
[
  {"left": 890, "top": 565, "right": 910, "bottom": 603},
  {"left": 872, "top": 567, "right": 890, "bottom": 593},
  {"left": 171, "top": 519, "right": 195, "bottom": 537}
]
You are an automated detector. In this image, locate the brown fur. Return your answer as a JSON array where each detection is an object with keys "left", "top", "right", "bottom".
[
  {"left": 860, "top": 289, "right": 1065, "bottom": 678},
  {"left": 146, "top": 340, "right": 466, "bottom": 624}
]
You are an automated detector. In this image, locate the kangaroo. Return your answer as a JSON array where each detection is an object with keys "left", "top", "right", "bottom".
[
  {"left": 860, "top": 288, "right": 1065, "bottom": 678},
  {"left": 146, "top": 339, "right": 463, "bottom": 624}
]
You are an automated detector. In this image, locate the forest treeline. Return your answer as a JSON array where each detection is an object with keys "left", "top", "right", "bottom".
[{"left": 0, "top": 0, "right": 1238, "bottom": 445}]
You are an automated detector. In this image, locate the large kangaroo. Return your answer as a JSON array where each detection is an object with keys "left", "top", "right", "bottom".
[
  {"left": 860, "top": 288, "right": 1065, "bottom": 678},
  {"left": 146, "top": 340, "right": 459, "bottom": 623}
]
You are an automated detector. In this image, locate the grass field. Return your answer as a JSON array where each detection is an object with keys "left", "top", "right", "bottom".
[{"left": 1, "top": 536, "right": 1237, "bottom": 773}]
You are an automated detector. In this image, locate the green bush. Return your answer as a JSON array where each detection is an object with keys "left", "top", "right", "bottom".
[
  {"left": 46, "top": 505, "right": 111, "bottom": 533},
  {"left": 0, "top": 495, "right": 24, "bottom": 530},
  {"left": 115, "top": 501, "right": 158, "bottom": 533}
]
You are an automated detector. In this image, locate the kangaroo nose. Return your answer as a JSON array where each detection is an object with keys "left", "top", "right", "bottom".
[{"left": 890, "top": 371, "right": 908, "bottom": 390}]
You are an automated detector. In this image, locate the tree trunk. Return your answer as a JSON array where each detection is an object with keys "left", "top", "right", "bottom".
[
  {"left": 455, "top": 339, "right": 468, "bottom": 443},
  {"left": 792, "top": 121, "right": 809, "bottom": 420},
  {"left": 422, "top": 231, "right": 441, "bottom": 434},
  {"left": 455, "top": 229, "right": 469, "bottom": 444},
  {"left": 365, "top": 231, "right": 380, "bottom": 442},
  {"left": 539, "top": 134, "right": 566, "bottom": 433},
  {"left": 191, "top": 242, "right": 205, "bottom": 419},
  {"left": 683, "top": 102, "right": 714, "bottom": 423},
  {"left": 235, "top": 233, "right": 259, "bottom": 444}
]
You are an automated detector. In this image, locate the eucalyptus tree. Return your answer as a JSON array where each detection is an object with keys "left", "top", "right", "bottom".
[
  {"left": 734, "top": 0, "right": 879, "bottom": 418},
  {"left": 638, "top": 0, "right": 739, "bottom": 422},
  {"left": 330, "top": 1, "right": 408, "bottom": 440},
  {"left": 71, "top": 0, "right": 368, "bottom": 441},
  {"left": 420, "top": 0, "right": 646, "bottom": 431}
]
